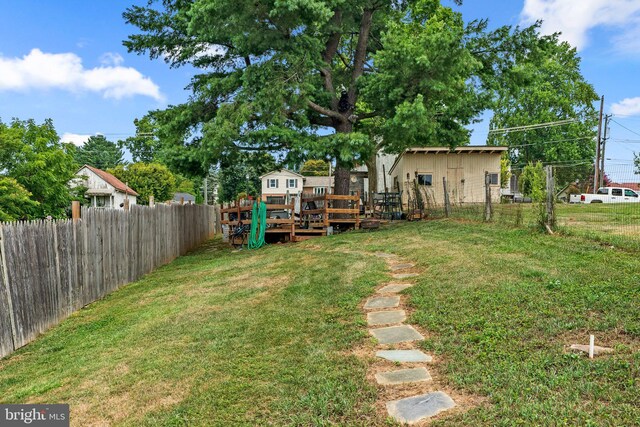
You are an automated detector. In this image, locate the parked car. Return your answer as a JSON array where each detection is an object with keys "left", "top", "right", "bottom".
[{"left": 571, "top": 187, "right": 640, "bottom": 203}]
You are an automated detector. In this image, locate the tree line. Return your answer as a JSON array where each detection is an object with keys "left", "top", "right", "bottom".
[{"left": 0, "top": 118, "right": 198, "bottom": 221}]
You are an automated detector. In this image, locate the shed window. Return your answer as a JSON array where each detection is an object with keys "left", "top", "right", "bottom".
[
  {"left": 314, "top": 187, "right": 326, "bottom": 195},
  {"left": 487, "top": 173, "right": 499, "bottom": 185},
  {"left": 286, "top": 178, "right": 298, "bottom": 188},
  {"left": 417, "top": 174, "right": 433, "bottom": 186},
  {"left": 267, "top": 178, "right": 279, "bottom": 189}
]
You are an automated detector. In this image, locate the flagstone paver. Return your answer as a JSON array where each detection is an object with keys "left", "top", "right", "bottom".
[
  {"left": 392, "top": 273, "right": 419, "bottom": 279},
  {"left": 377, "top": 283, "right": 413, "bottom": 293},
  {"left": 364, "top": 296, "right": 400, "bottom": 309},
  {"left": 386, "top": 392, "right": 456, "bottom": 424},
  {"left": 389, "top": 263, "right": 415, "bottom": 271},
  {"left": 374, "top": 252, "right": 397, "bottom": 259},
  {"left": 369, "top": 325, "right": 424, "bottom": 344},
  {"left": 367, "top": 310, "right": 406, "bottom": 326},
  {"left": 376, "top": 350, "right": 433, "bottom": 363},
  {"left": 375, "top": 367, "right": 432, "bottom": 385}
]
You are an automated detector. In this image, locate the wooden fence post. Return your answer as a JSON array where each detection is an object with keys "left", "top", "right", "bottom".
[
  {"left": 0, "top": 225, "right": 17, "bottom": 356},
  {"left": 149, "top": 196, "right": 155, "bottom": 208},
  {"left": 443, "top": 177, "right": 451, "bottom": 218},
  {"left": 123, "top": 199, "right": 130, "bottom": 212},
  {"left": 72, "top": 201, "right": 81, "bottom": 222},
  {"left": 484, "top": 171, "right": 492, "bottom": 222}
]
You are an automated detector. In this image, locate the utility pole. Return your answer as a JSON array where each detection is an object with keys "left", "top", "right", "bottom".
[
  {"left": 599, "top": 114, "right": 611, "bottom": 188},
  {"left": 594, "top": 95, "right": 604, "bottom": 193}
]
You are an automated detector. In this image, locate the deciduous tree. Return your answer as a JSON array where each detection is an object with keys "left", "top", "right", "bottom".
[
  {"left": 486, "top": 30, "right": 598, "bottom": 187},
  {"left": 300, "top": 159, "right": 330, "bottom": 176},
  {"left": 0, "top": 118, "right": 78, "bottom": 218},
  {"left": 0, "top": 177, "right": 39, "bottom": 221},
  {"left": 109, "top": 162, "right": 177, "bottom": 204}
]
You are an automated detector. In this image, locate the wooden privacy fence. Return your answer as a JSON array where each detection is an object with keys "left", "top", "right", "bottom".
[{"left": 0, "top": 203, "right": 217, "bottom": 359}]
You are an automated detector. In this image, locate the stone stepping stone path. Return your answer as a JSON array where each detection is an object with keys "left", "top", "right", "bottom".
[
  {"left": 389, "top": 263, "right": 415, "bottom": 271},
  {"left": 362, "top": 252, "right": 457, "bottom": 424},
  {"left": 377, "top": 283, "right": 413, "bottom": 293},
  {"left": 374, "top": 252, "right": 397, "bottom": 259},
  {"left": 370, "top": 324, "right": 424, "bottom": 344},
  {"left": 386, "top": 392, "right": 456, "bottom": 424},
  {"left": 364, "top": 296, "right": 400, "bottom": 309},
  {"left": 376, "top": 349, "right": 432, "bottom": 363},
  {"left": 368, "top": 310, "right": 406, "bottom": 326},
  {"left": 375, "top": 367, "right": 431, "bottom": 385}
]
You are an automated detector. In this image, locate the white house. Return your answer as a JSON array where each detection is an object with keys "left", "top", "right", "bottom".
[
  {"left": 72, "top": 165, "right": 139, "bottom": 209},
  {"left": 260, "top": 169, "right": 304, "bottom": 211}
]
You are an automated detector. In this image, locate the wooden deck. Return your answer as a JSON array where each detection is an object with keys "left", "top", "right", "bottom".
[{"left": 221, "top": 193, "right": 361, "bottom": 244}]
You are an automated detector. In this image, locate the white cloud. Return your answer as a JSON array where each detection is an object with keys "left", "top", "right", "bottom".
[
  {"left": 611, "top": 97, "right": 640, "bottom": 116},
  {"left": 61, "top": 133, "right": 92, "bottom": 146},
  {"left": 0, "top": 49, "right": 163, "bottom": 100},
  {"left": 521, "top": 0, "right": 640, "bottom": 51},
  {"left": 100, "top": 52, "right": 124, "bottom": 67}
]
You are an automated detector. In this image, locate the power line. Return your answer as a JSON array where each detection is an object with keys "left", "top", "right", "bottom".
[
  {"left": 488, "top": 118, "right": 579, "bottom": 134},
  {"left": 508, "top": 136, "right": 593, "bottom": 149},
  {"left": 610, "top": 119, "right": 640, "bottom": 138}
]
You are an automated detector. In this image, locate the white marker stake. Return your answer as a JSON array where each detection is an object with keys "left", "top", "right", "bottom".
[{"left": 589, "top": 335, "right": 595, "bottom": 359}]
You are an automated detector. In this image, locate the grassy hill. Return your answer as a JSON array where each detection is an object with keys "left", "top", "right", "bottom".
[{"left": 1, "top": 220, "right": 638, "bottom": 426}]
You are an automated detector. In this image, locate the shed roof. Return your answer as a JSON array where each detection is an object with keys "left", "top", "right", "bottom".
[
  {"left": 389, "top": 146, "right": 508, "bottom": 175},
  {"left": 79, "top": 165, "right": 139, "bottom": 196}
]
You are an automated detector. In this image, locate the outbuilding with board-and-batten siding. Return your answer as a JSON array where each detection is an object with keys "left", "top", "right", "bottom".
[{"left": 388, "top": 146, "right": 508, "bottom": 206}]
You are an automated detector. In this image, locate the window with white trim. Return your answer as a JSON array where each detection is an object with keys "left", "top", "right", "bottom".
[
  {"left": 487, "top": 173, "right": 499, "bottom": 185},
  {"left": 286, "top": 178, "right": 297, "bottom": 188},
  {"left": 314, "top": 187, "right": 326, "bottom": 195},
  {"left": 267, "top": 178, "right": 278, "bottom": 189}
]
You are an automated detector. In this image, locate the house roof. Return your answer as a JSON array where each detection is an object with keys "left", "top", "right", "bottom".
[
  {"left": 303, "top": 176, "right": 334, "bottom": 187},
  {"left": 389, "top": 146, "right": 508, "bottom": 175},
  {"left": 173, "top": 192, "right": 196, "bottom": 202},
  {"left": 260, "top": 169, "right": 305, "bottom": 179},
  {"left": 79, "top": 165, "right": 139, "bottom": 196}
]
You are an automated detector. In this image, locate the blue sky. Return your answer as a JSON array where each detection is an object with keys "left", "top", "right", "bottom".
[{"left": 1, "top": 0, "right": 639, "bottom": 179}]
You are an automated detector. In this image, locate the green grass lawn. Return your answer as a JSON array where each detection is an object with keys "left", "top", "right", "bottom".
[{"left": 1, "top": 220, "right": 639, "bottom": 426}]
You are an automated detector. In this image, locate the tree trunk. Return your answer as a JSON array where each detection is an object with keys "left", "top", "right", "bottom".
[
  {"left": 333, "top": 165, "right": 351, "bottom": 196},
  {"left": 332, "top": 121, "right": 353, "bottom": 196}
]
